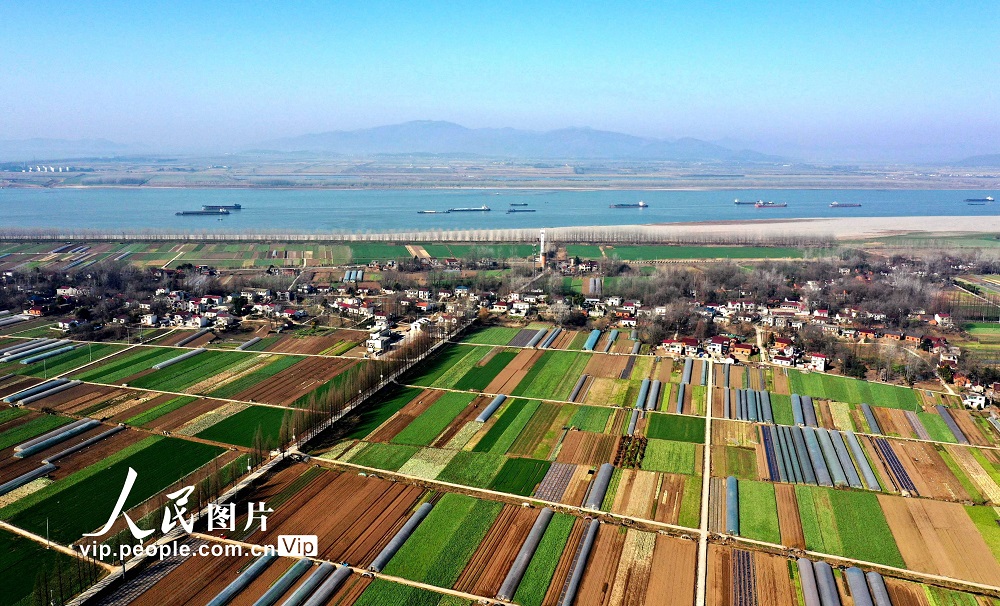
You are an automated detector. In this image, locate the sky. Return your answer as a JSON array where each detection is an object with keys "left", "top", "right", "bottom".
[{"left": 1, "top": 1, "right": 997, "bottom": 161}]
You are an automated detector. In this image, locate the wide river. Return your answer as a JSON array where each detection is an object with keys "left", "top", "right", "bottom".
[{"left": 0, "top": 188, "right": 995, "bottom": 232}]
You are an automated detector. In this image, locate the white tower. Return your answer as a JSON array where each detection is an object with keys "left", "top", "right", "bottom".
[{"left": 539, "top": 229, "right": 545, "bottom": 269}]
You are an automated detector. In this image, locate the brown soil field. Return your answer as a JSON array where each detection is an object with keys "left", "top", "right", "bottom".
[
  {"left": 247, "top": 469, "right": 427, "bottom": 568},
  {"left": 705, "top": 545, "right": 731, "bottom": 606},
  {"left": 0, "top": 421, "right": 139, "bottom": 482},
  {"left": 879, "top": 494, "right": 1000, "bottom": 585},
  {"left": 432, "top": 395, "right": 492, "bottom": 448},
  {"left": 557, "top": 430, "right": 619, "bottom": 466},
  {"left": 816, "top": 400, "right": 835, "bottom": 429},
  {"left": 562, "top": 465, "right": 595, "bottom": 507},
  {"left": 605, "top": 529, "right": 656, "bottom": 606},
  {"left": 872, "top": 408, "right": 917, "bottom": 439},
  {"left": 752, "top": 550, "right": 800, "bottom": 606},
  {"left": 770, "top": 368, "right": 789, "bottom": 394},
  {"left": 540, "top": 518, "right": 588, "bottom": 605},
  {"left": 367, "top": 389, "right": 440, "bottom": 442},
  {"left": 645, "top": 534, "right": 697, "bottom": 606},
  {"left": 690, "top": 361, "right": 704, "bottom": 386},
  {"left": 454, "top": 505, "right": 539, "bottom": 596},
  {"left": 550, "top": 330, "right": 578, "bottom": 350},
  {"left": 133, "top": 546, "right": 314, "bottom": 606},
  {"left": 950, "top": 409, "right": 991, "bottom": 446},
  {"left": 609, "top": 469, "right": 658, "bottom": 519},
  {"left": 486, "top": 349, "right": 541, "bottom": 394},
  {"left": 48, "top": 428, "right": 149, "bottom": 480},
  {"left": 148, "top": 331, "right": 190, "bottom": 346},
  {"left": 147, "top": 398, "right": 230, "bottom": 432},
  {"left": 657, "top": 358, "right": 674, "bottom": 383},
  {"left": 711, "top": 387, "right": 725, "bottom": 418},
  {"left": 892, "top": 439, "right": 969, "bottom": 501},
  {"left": 30, "top": 383, "right": 126, "bottom": 415},
  {"left": 774, "top": 484, "right": 805, "bottom": 549},
  {"left": 263, "top": 330, "right": 365, "bottom": 355},
  {"left": 884, "top": 578, "right": 931, "bottom": 606},
  {"left": 652, "top": 473, "right": 693, "bottom": 525},
  {"left": 574, "top": 524, "right": 627, "bottom": 606},
  {"left": 234, "top": 357, "right": 353, "bottom": 406},
  {"left": 611, "top": 339, "right": 633, "bottom": 354},
  {"left": 0, "top": 375, "right": 43, "bottom": 399},
  {"left": 584, "top": 354, "right": 627, "bottom": 379}
]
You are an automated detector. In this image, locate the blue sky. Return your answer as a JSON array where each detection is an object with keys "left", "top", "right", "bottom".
[{"left": 1, "top": 1, "right": 997, "bottom": 160}]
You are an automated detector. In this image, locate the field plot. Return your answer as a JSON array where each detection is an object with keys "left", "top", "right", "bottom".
[
  {"left": 788, "top": 370, "right": 921, "bottom": 409},
  {"left": 381, "top": 493, "right": 502, "bottom": 589},
  {"left": 231, "top": 464, "right": 428, "bottom": 567},
  {"left": 231, "top": 356, "right": 357, "bottom": 406},
  {"left": 795, "top": 485, "right": 904, "bottom": 567},
  {"left": 127, "top": 350, "right": 254, "bottom": 392},
  {"left": 195, "top": 404, "right": 289, "bottom": 447},
  {"left": 2, "top": 436, "right": 224, "bottom": 543},
  {"left": 566, "top": 244, "right": 803, "bottom": 260},
  {"left": 259, "top": 328, "right": 366, "bottom": 355},
  {"left": 71, "top": 347, "right": 184, "bottom": 384},
  {"left": 23, "top": 382, "right": 138, "bottom": 417},
  {"left": 511, "top": 350, "right": 591, "bottom": 400},
  {"left": 880, "top": 495, "right": 1000, "bottom": 585},
  {"left": 13, "top": 343, "right": 125, "bottom": 377},
  {"left": 0, "top": 527, "right": 104, "bottom": 606},
  {"left": 459, "top": 326, "right": 522, "bottom": 345}
]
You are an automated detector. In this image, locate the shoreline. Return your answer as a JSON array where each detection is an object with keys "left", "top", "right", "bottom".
[{"left": 0, "top": 216, "right": 994, "bottom": 241}]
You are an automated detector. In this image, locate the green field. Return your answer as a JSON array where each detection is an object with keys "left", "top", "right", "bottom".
[
  {"left": 4, "top": 437, "right": 223, "bottom": 543},
  {"left": 353, "top": 579, "right": 452, "bottom": 606},
  {"left": 195, "top": 405, "right": 288, "bottom": 447},
  {"left": 473, "top": 399, "right": 541, "bottom": 454},
  {"left": 787, "top": 370, "right": 921, "bottom": 409},
  {"left": 390, "top": 391, "right": 475, "bottom": 446},
  {"left": 489, "top": 457, "right": 551, "bottom": 495},
  {"left": 917, "top": 411, "right": 959, "bottom": 443},
  {"left": 0, "top": 528, "right": 100, "bottom": 606},
  {"left": 795, "top": 485, "right": 904, "bottom": 567},
  {"left": 566, "top": 245, "right": 804, "bottom": 260},
  {"left": 964, "top": 322, "right": 1000, "bottom": 335},
  {"left": 350, "top": 442, "right": 422, "bottom": 471},
  {"left": 454, "top": 350, "right": 518, "bottom": 391},
  {"left": 435, "top": 451, "right": 506, "bottom": 487},
  {"left": 125, "top": 395, "right": 198, "bottom": 426},
  {"left": 460, "top": 326, "right": 521, "bottom": 345},
  {"left": 17, "top": 343, "right": 124, "bottom": 377},
  {"left": 737, "top": 480, "right": 780, "bottom": 543},
  {"left": 348, "top": 244, "right": 411, "bottom": 263},
  {"left": 0, "top": 414, "right": 72, "bottom": 451},
  {"left": 641, "top": 439, "right": 698, "bottom": 474},
  {"left": 511, "top": 351, "right": 590, "bottom": 400},
  {"left": 406, "top": 345, "right": 487, "bottom": 388},
  {"left": 128, "top": 350, "right": 251, "bottom": 392},
  {"left": 342, "top": 385, "right": 423, "bottom": 440},
  {"left": 72, "top": 347, "right": 182, "bottom": 383},
  {"left": 645, "top": 414, "right": 705, "bottom": 443},
  {"left": 512, "top": 513, "right": 576, "bottom": 606},
  {"left": 382, "top": 493, "right": 502, "bottom": 588},
  {"left": 769, "top": 393, "right": 794, "bottom": 425},
  {"left": 568, "top": 405, "right": 612, "bottom": 432}
]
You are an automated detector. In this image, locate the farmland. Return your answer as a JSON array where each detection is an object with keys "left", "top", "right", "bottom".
[
  {"left": 3, "top": 436, "right": 224, "bottom": 543},
  {"left": 565, "top": 245, "right": 805, "bottom": 260},
  {"left": 787, "top": 369, "right": 921, "bottom": 409}
]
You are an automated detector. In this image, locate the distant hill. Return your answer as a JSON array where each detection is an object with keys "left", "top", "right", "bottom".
[
  {"left": 260, "top": 121, "right": 780, "bottom": 162},
  {"left": 953, "top": 154, "right": 1000, "bottom": 167},
  {"left": 0, "top": 138, "right": 144, "bottom": 161}
]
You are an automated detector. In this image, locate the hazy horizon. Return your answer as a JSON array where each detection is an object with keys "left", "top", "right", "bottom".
[{"left": 2, "top": 2, "right": 998, "bottom": 163}]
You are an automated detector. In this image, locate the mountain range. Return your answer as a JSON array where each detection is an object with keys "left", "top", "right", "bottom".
[{"left": 258, "top": 121, "right": 780, "bottom": 162}]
